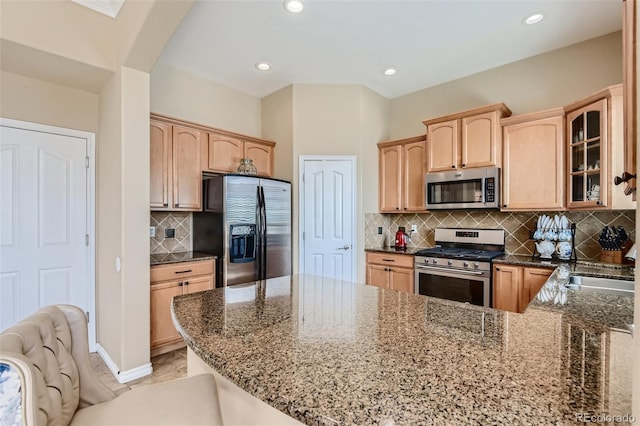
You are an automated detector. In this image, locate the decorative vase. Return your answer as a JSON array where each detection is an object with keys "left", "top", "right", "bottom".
[{"left": 237, "top": 158, "right": 257, "bottom": 175}]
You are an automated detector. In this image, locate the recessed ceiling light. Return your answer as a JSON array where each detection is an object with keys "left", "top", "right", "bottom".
[
  {"left": 383, "top": 68, "right": 397, "bottom": 76},
  {"left": 255, "top": 62, "right": 271, "bottom": 71},
  {"left": 523, "top": 13, "right": 544, "bottom": 25},
  {"left": 284, "top": 0, "right": 303, "bottom": 13}
]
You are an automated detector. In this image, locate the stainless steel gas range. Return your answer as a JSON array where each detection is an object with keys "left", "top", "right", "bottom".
[{"left": 414, "top": 228, "right": 505, "bottom": 307}]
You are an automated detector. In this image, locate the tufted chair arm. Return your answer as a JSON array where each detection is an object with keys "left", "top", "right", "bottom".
[{"left": 56, "top": 305, "right": 116, "bottom": 407}]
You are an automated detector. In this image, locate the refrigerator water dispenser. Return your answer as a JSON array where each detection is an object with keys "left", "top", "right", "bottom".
[{"left": 229, "top": 224, "right": 256, "bottom": 263}]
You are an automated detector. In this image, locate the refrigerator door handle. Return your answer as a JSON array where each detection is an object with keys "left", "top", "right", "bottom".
[{"left": 259, "top": 185, "right": 268, "bottom": 280}]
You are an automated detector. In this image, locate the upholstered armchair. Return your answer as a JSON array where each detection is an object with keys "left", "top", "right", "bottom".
[{"left": 0, "top": 305, "right": 224, "bottom": 425}]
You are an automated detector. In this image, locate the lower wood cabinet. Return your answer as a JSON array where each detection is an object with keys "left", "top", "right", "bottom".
[
  {"left": 366, "top": 252, "right": 414, "bottom": 294},
  {"left": 150, "top": 259, "right": 215, "bottom": 356},
  {"left": 493, "top": 264, "right": 552, "bottom": 313}
]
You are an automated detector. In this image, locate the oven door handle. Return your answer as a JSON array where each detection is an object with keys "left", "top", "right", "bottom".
[{"left": 415, "top": 264, "right": 485, "bottom": 276}]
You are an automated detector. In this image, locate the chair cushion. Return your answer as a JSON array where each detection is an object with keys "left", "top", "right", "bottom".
[{"left": 69, "top": 374, "right": 224, "bottom": 426}]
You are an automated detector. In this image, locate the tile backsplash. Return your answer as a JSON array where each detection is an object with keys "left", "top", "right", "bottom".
[
  {"left": 365, "top": 210, "right": 636, "bottom": 261},
  {"left": 150, "top": 212, "right": 192, "bottom": 254}
]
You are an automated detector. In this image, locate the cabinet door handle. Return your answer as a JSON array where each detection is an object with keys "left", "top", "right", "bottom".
[
  {"left": 596, "top": 201, "right": 603, "bottom": 206},
  {"left": 184, "top": 281, "right": 189, "bottom": 286},
  {"left": 382, "top": 259, "right": 395, "bottom": 262},
  {"left": 384, "top": 268, "right": 388, "bottom": 271},
  {"left": 462, "top": 163, "right": 466, "bottom": 168},
  {"left": 451, "top": 165, "right": 456, "bottom": 169},
  {"left": 495, "top": 267, "right": 500, "bottom": 271},
  {"left": 174, "top": 203, "right": 180, "bottom": 208},
  {"left": 178, "top": 281, "right": 183, "bottom": 286},
  {"left": 175, "top": 269, "right": 193, "bottom": 274},
  {"left": 503, "top": 204, "right": 507, "bottom": 208},
  {"left": 396, "top": 207, "right": 400, "bottom": 210},
  {"left": 163, "top": 203, "right": 168, "bottom": 207}
]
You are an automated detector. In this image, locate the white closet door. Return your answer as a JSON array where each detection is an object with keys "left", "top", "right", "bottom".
[{"left": 0, "top": 123, "right": 91, "bottom": 340}]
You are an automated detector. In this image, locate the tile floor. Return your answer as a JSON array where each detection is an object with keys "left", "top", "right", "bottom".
[{"left": 90, "top": 347, "right": 187, "bottom": 394}]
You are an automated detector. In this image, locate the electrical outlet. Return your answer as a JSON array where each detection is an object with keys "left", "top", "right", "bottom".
[
  {"left": 165, "top": 228, "right": 175, "bottom": 238},
  {"left": 411, "top": 224, "right": 417, "bottom": 233},
  {"left": 149, "top": 226, "right": 156, "bottom": 238},
  {"left": 377, "top": 227, "right": 383, "bottom": 235}
]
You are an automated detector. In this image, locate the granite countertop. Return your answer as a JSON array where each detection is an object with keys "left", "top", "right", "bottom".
[
  {"left": 365, "top": 246, "right": 424, "bottom": 255},
  {"left": 172, "top": 274, "right": 634, "bottom": 425},
  {"left": 150, "top": 251, "right": 217, "bottom": 266},
  {"left": 494, "top": 254, "right": 636, "bottom": 281}
]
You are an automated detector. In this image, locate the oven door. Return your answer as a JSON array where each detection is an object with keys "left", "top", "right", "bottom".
[{"left": 415, "top": 264, "right": 491, "bottom": 307}]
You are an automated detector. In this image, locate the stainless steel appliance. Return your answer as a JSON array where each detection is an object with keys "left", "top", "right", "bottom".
[
  {"left": 414, "top": 228, "right": 505, "bottom": 307},
  {"left": 425, "top": 167, "right": 499, "bottom": 210},
  {"left": 193, "top": 174, "right": 292, "bottom": 287}
]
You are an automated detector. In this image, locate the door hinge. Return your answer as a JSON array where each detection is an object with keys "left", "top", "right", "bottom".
[
  {"left": 85, "top": 156, "right": 89, "bottom": 168},
  {"left": 85, "top": 234, "right": 89, "bottom": 246},
  {"left": 86, "top": 311, "right": 90, "bottom": 323},
  {"left": 303, "top": 231, "right": 305, "bottom": 240}
]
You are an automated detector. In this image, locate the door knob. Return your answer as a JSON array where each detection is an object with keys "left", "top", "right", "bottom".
[{"left": 337, "top": 244, "right": 351, "bottom": 250}]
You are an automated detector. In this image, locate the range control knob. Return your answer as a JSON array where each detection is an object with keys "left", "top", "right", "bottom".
[
  {"left": 473, "top": 263, "right": 480, "bottom": 269},
  {"left": 463, "top": 261, "right": 469, "bottom": 267},
  {"left": 432, "top": 259, "right": 438, "bottom": 264},
  {"left": 447, "top": 260, "right": 453, "bottom": 266}
]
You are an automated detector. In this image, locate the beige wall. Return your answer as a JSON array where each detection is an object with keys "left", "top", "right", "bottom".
[
  {"left": 150, "top": 63, "right": 262, "bottom": 138},
  {"left": 290, "top": 84, "right": 388, "bottom": 281},
  {"left": 389, "top": 32, "right": 623, "bottom": 139},
  {"left": 262, "top": 85, "right": 294, "bottom": 181},
  {"left": 0, "top": 71, "right": 99, "bottom": 131}
]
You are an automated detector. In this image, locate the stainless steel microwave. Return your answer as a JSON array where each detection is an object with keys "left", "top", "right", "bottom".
[{"left": 425, "top": 167, "right": 500, "bottom": 210}]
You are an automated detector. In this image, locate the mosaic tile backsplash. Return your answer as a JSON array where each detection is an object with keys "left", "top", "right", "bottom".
[
  {"left": 150, "top": 212, "right": 192, "bottom": 254},
  {"left": 365, "top": 210, "right": 636, "bottom": 261}
]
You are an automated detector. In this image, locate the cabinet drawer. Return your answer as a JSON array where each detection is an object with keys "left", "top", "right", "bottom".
[
  {"left": 366, "top": 252, "right": 414, "bottom": 268},
  {"left": 151, "top": 260, "right": 214, "bottom": 283}
]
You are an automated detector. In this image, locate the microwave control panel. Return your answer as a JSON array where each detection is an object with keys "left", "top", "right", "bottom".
[{"left": 485, "top": 177, "right": 496, "bottom": 203}]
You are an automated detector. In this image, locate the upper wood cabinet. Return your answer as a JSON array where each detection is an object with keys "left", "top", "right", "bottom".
[
  {"left": 378, "top": 136, "right": 426, "bottom": 213},
  {"left": 501, "top": 108, "right": 565, "bottom": 211},
  {"left": 150, "top": 120, "right": 172, "bottom": 209},
  {"left": 204, "top": 132, "right": 275, "bottom": 177},
  {"left": 150, "top": 119, "right": 203, "bottom": 211},
  {"left": 423, "top": 103, "right": 511, "bottom": 172},
  {"left": 564, "top": 85, "right": 635, "bottom": 210}
]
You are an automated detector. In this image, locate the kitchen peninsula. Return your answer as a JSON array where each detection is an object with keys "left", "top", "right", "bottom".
[{"left": 172, "top": 274, "right": 633, "bottom": 425}]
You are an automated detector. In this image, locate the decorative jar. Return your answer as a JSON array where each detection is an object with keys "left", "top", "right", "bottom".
[{"left": 237, "top": 158, "right": 257, "bottom": 175}]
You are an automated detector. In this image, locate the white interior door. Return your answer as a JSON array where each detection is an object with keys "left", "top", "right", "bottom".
[
  {"left": 0, "top": 119, "right": 95, "bottom": 348},
  {"left": 300, "top": 157, "right": 356, "bottom": 281}
]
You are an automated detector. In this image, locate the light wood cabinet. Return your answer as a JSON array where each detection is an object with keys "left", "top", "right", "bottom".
[
  {"left": 501, "top": 108, "right": 565, "bottom": 211},
  {"left": 150, "top": 259, "right": 215, "bottom": 356},
  {"left": 365, "top": 252, "right": 414, "bottom": 294},
  {"left": 204, "top": 132, "right": 274, "bottom": 177},
  {"left": 423, "top": 103, "right": 511, "bottom": 172},
  {"left": 150, "top": 120, "right": 172, "bottom": 209},
  {"left": 493, "top": 264, "right": 552, "bottom": 313},
  {"left": 564, "top": 85, "right": 635, "bottom": 210},
  {"left": 378, "top": 136, "right": 426, "bottom": 213},
  {"left": 622, "top": 0, "right": 636, "bottom": 197},
  {"left": 150, "top": 119, "right": 203, "bottom": 211}
]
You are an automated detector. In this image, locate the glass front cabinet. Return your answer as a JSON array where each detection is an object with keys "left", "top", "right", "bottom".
[
  {"left": 564, "top": 84, "right": 634, "bottom": 210},
  {"left": 566, "top": 99, "right": 607, "bottom": 208}
]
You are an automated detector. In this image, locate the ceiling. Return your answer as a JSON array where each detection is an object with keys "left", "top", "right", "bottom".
[{"left": 158, "top": 0, "right": 622, "bottom": 99}]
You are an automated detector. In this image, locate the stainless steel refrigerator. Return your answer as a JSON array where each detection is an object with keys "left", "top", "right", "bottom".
[{"left": 193, "top": 174, "right": 292, "bottom": 287}]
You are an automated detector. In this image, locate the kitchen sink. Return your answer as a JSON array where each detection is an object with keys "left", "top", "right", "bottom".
[{"left": 567, "top": 275, "right": 634, "bottom": 297}]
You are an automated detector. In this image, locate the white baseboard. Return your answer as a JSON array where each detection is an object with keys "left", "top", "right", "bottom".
[{"left": 96, "top": 343, "right": 153, "bottom": 384}]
